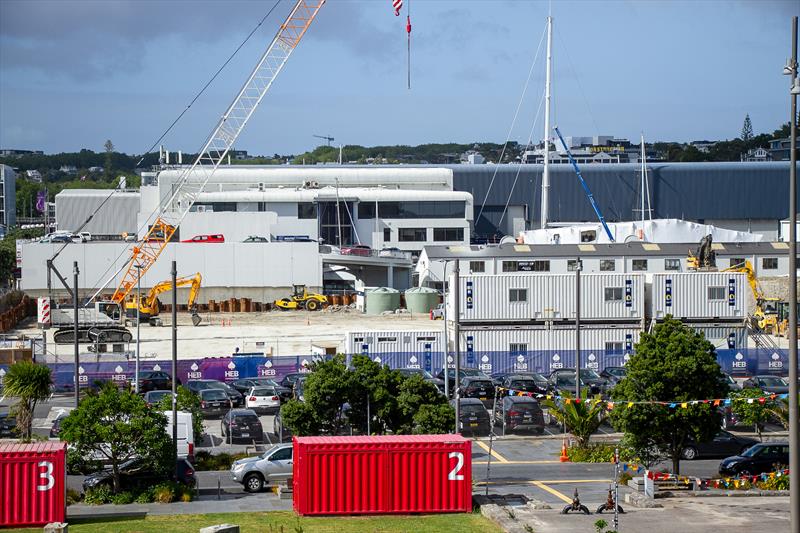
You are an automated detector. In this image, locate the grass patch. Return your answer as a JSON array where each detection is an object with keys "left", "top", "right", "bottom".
[{"left": 6, "top": 510, "right": 498, "bottom": 533}]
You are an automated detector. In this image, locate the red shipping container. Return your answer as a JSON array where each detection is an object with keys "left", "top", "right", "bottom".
[
  {"left": 293, "top": 434, "right": 472, "bottom": 515},
  {"left": 0, "top": 442, "right": 67, "bottom": 527}
]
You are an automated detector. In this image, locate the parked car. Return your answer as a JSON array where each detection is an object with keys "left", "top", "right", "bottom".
[
  {"left": 548, "top": 369, "right": 608, "bottom": 395},
  {"left": 272, "top": 410, "right": 293, "bottom": 442},
  {"left": 547, "top": 373, "right": 586, "bottom": 396},
  {"left": 181, "top": 234, "right": 225, "bottom": 243},
  {"left": 230, "top": 443, "right": 293, "bottom": 492},
  {"left": 681, "top": 430, "right": 758, "bottom": 460},
  {"left": 243, "top": 236, "right": 269, "bottom": 242},
  {"left": 742, "top": 375, "right": 789, "bottom": 395},
  {"left": 0, "top": 413, "right": 17, "bottom": 438},
  {"left": 430, "top": 303, "right": 445, "bottom": 320},
  {"left": 491, "top": 371, "right": 550, "bottom": 390},
  {"left": 187, "top": 379, "right": 243, "bottom": 406},
  {"left": 435, "top": 367, "right": 489, "bottom": 384},
  {"left": 498, "top": 374, "right": 550, "bottom": 396},
  {"left": 279, "top": 372, "right": 307, "bottom": 389},
  {"left": 198, "top": 389, "right": 231, "bottom": 418},
  {"left": 143, "top": 390, "right": 172, "bottom": 407},
  {"left": 244, "top": 386, "right": 281, "bottom": 414},
  {"left": 378, "top": 247, "right": 402, "bottom": 257},
  {"left": 720, "top": 406, "right": 746, "bottom": 430},
  {"left": 494, "top": 396, "right": 546, "bottom": 435},
  {"left": 44, "top": 234, "right": 71, "bottom": 243},
  {"left": 221, "top": 409, "right": 264, "bottom": 444},
  {"left": 293, "top": 377, "right": 307, "bottom": 402},
  {"left": 719, "top": 442, "right": 790, "bottom": 477},
  {"left": 83, "top": 458, "right": 195, "bottom": 492},
  {"left": 71, "top": 232, "right": 92, "bottom": 243},
  {"left": 720, "top": 372, "right": 742, "bottom": 392},
  {"left": 340, "top": 244, "right": 371, "bottom": 256},
  {"left": 396, "top": 368, "right": 445, "bottom": 393},
  {"left": 231, "top": 378, "right": 291, "bottom": 402},
  {"left": 599, "top": 366, "right": 627, "bottom": 385},
  {"left": 134, "top": 371, "right": 178, "bottom": 393},
  {"left": 49, "top": 413, "right": 67, "bottom": 439},
  {"left": 451, "top": 398, "right": 491, "bottom": 436},
  {"left": 457, "top": 376, "right": 496, "bottom": 408}
]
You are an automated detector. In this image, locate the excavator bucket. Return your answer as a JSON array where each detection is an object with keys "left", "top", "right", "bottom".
[{"left": 191, "top": 312, "right": 202, "bottom": 326}]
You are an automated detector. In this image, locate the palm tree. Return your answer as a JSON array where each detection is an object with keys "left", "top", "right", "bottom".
[
  {"left": 542, "top": 390, "right": 607, "bottom": 448},
  {"left": 3, "top": 361, "right": 52, "bottom": 441},
  {"left": 767, "top": 396, "right": 792, "bottom": 430}
]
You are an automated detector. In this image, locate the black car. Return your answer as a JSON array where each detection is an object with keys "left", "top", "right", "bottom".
[
  {"left": 221, "top": 409, "right": 264, "bottom": 444},
  {"left": 548, "top": 369, "right": 607, "bottom": 395},
  {"left": 279, "top": 372, "right": 308, "bottom": 389},
  {"left": 741, "top": 375, "right": 789, "bottom": 395},
  {"left": 397, "top": 368, "right": 445, "bottom": 394},
  {"left": 198, "top": 389, "right": 231, "bottom": 418},
  {"left": 719, "top": 442, "right": 790, "bottom": 477},
  {"left": 134, "top": 371, "right": 179, "bottom": 393},
  {"left": 49, "top": 413, "right": 68, "bottom": 438},
  {"left": 82, "top": 458, "right": 195, "bottom": 492},
  {"left": 231, "top": 378, "right": 292, "bottom": 402},
  {"left": 273, "top": 409, "right": 293, "bottom": 442},
  {"left": 457, "top": 376, "right": 496, "bottom": 408},
  {"left": 451, "top": 398, "right": 491, "bottom": 436},
  {"left": 143, "top": 389, "right": 172, "bottom": 406},
  {"left": 681, "top": 430, "right": 758, "bottom": 460},
  {"left": 599, "top": 366, "right": 627, "bottom": 385},
  {"left": 0, "top": 413, "right": 16, "bottom": 438},
  {"left": 187, "top": 379, "right": 243, "bottom": 407},
  {"left": 491, "top": 371, "right": 549, "bottom": 389},
  {"left": 293, "top": 377, "right": 307, "bottom": 402},
  {"left": 499, "top": 375, "right": 549, "bottom": 397},
  {"left": 494, "top": 396, "right": 546, "bottom": 435},
  {"left": 720, "top": 372, "right": 742, "bottom": 392},
  {"left": 436, "top": 367, "right": 488, "bottom": 383}
]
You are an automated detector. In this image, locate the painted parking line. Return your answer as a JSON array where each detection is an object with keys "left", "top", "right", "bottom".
[
  {"left": 475, "top": 440, "right": 509, "bottom": 463},
  {"left": 530, "top": 480, "right": 572, "bottom": 503},
  {"left": 474, "top": 460, "right": 561, "bottom": 465},
  {"left": 475, "top": 479, "right": 610, "bottom": 486}
]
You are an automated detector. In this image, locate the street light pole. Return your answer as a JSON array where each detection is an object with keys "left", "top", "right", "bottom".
[
  {"left": 171, "top": 261, "right": 178, "bottom": 460},
  {"left": 786, "top": 15, "right": 799, "bottom": 533},
  {"left": 73, "top": 261, "right": 79, "bottom": 408},
  {"left": 575, "top": 258, "right": 582, "bottom": 399},
  {"left": 453, "top": 264, "right": 461, "bottom": 433},
  {"left": 135, "top": 264, "right": 142, "bottom": 394}
]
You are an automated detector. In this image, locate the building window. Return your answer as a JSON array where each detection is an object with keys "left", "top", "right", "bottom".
[
  {"left": 604, "top": 287, "right": 623, "bottom": 301},
  {"left": 600, "top": 259, "right": 616, "bottom": 272},
  {"left": 377, "top": 336, "right": 397, "bottom": 343},
  {"left": 509, "top": 288, "right": 528, "bottom": 302},
  {"left": 433, "top": 227, "right": 464, "bottom": 241},
  {"left": 632, "top": 259, "right": 648, "bottom": 271},
  {"left": 359, "top": 203, "right": 376, "bottom": 219},
  {"left": 580, "top": 230, "right": 596, "bottom": 242},
  {"left": 665, "top": 258, "right": 681, "bottom": 271},
  {"left": 416, "top": 336, "right": 436, "bottom": 342},
  {"left": 297, "top": 203, "right": 317, "bottom": 219},
  {"left": 377, "top": 201, "right": 465, "bottom": 219},
  {"left": 469, "top": 261, "right": 485, "bottom": 273},
  {"left": 730, "top": 258, "right": 745, "bottom": 268},
  {"left": 353, "top": 337, "right": 364, "bottom": 343},
  {"left": 398, "top": 228, "right": 427, "bottom": 242},
  {"left": 763, "top": 257, "right": 778, "bottom": 270},
  {"left": 502, "top": 261, "right": 518, "bottom": 272},
  {"left": 510, "top": 343, "right": 527, "bottom": 354},
  {"left": 605, "top": 342, "right": 623, "bottom": 354},
  {"left": 708, "top": 286, "right": 726, "bottom": 300}
]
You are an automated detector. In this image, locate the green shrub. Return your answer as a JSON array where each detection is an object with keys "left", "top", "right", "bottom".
[
  {"left": 66, "top": 488, "right": 82, "bottom": 505},
  {"left": 134, "top": 488, "right": 154, "bottom": 504},
  {"left": 83, "top": 485, "right": 112, "bottom": 505},
  {"left": 153, "top": 482, "right": 177, "bottom": 503},
  {"left": 566, "top": 443, "right": 635, "bottom": 463},
  {"left": 194, "top": 450, "right": 249, "bottom": 471},
  {"left": 110, "top": 491, "right": 136, "bottom": 505},
  {"left": 758, "top": 474, "right": 789, "bottom": 491}
]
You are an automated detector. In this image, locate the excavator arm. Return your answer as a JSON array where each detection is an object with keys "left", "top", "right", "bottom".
[{"left": 142, "top": 273, "right": 203, "bottom": 310}]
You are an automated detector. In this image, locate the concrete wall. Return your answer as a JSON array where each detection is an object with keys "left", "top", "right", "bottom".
[{"left": 21, "top": 241, "right": 322, "bottom": 302}]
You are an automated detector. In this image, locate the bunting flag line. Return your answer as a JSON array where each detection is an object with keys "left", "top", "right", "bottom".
[{"left": 646, "top": 468, "right": 789, "bottom": 489}]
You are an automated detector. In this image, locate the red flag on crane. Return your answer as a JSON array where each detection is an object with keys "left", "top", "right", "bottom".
[{"left": 392, "top": 0, "right": 402, "bottom": 16}]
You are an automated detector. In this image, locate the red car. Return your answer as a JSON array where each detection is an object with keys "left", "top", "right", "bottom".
[
  {"left": 182, "top": 234, "right": 225, "bottom": 243},
  {"left": 340, "top": 244, "right": 371, "bottom": 256}
]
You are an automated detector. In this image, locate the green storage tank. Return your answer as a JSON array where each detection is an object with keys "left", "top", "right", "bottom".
[
  {"left": 404, "top": 287, "right": 440, "bottom": 314},
  {"left": 365, "top": 287, "right": 401, "bottom": 315}
]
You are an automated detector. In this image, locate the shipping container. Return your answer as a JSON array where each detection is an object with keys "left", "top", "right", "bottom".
[
  {"left": 651, "top": 272, "right": 748, "bottom": 321},
  {"left": 293, "top": 435, "right": 472, "bottom": 515},
  {"left": 452, "top": 273, "right": 644, "bottom": 323},
  {"left": 346, "top": 330, "right": 444, "bottom": 357},
  {"left": 687, "top": 323, "right": 748, "bottom": 350},
  {"left": 0, "top": 442, "right": 66, "bottom": 528}
]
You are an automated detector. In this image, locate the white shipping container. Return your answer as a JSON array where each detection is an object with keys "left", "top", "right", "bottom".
[
  {"left": 346, "top": 330, "right": 444, "bottom": 355},
  {"left": 687, "top": 324, "right": 748, "bottom": 350},
  {"left": 460, "top": 326, "right": 641, "bottom": 353},
  {"left": 451, "top": 273, "right": 644, "bottom": 323},
  {"left": 651, "top": 272, "right": 748, "bottom": 320}
]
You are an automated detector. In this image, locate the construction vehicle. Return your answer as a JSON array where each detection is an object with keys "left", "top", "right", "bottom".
[
  {"left": 274, "top": 285, "right": 327, "bottom": 311},
  {"left": 722, "top": 260, "right": 783, "bottom": 333},
  {"left": 687, "top": 234, "right": 716, "bottom": 270},
  {"left": 775, "top": 301, "right": 800, "bottom": 337},
  {"left": 124, "top": 273, "right": 203, "bottom": 326}
]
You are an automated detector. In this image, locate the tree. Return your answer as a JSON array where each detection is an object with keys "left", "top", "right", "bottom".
[
  {"left": 542, "top": 390, "right": 607, "bottom": 448},
  {"left": 396, "top": 374, "right": 448, "bottom": 434},
  {"left": 2, "top": 361, "right": 51, "bottom": 440},
  {"left": 731, "top": 387, "right": 771, "bottom": 441},
  {"left": 280, "top": 399, "right": 321, "bottom": 436},
  {"left": 280, "top": 356, "right": 350, "bottom": 436},
  {"left": 413, "top": 403, "right": 455, "bottom": 434},
  {"left": 346, "top": 355, "right": 403, "bottom": 435},
  {"left": 157, "top": 386, "right": 204, "bottom": 442},
  {"left": 103, "top": 140, "right": 114, "bottom": 180},
  {"left": 610, "top": 317, "right": 729, "bottom": 474},
  {"left": 767, "top": 395, "right": 795, "bottom": 430},
  {"left": 59, "top": 384, "right": 173, "bottom": 493},
  {"left": 741, "top": 114, "right": 753, "bottom": 142}
]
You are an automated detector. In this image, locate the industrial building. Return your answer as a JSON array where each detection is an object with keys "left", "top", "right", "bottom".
[{"left": 0, "top": 164, "right": 16, "bottom": 231}]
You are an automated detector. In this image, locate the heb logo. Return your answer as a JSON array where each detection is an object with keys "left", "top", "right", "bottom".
[
  {"left": 224, "top": 370, "right": 239, "bottom": 379},
  {"left": 514, "top": 362, "right": 528, "bottom": 371},
  {"left": 258, "top": 368, "right": 276, "bottom": 377},
  {"left": 551, "top": 362, "right": 563, "bottom": 369},
  {"left": 111, "top": 374, "right": 127, "bottom": 383},
  {"left": 732, "top": 361, "right": 747, "bottom": 368},
  {"left": 587, "top": 362, "right": 599, "bottom": 370},
  {"left": 78, "top": 375, "right": 89, "bottom": 383},
  {"left": 479, "top": 363, "right": 492, "bottom": 371},
  {"left": 188, "top": 371, "right": 202, "bottom": 379},
  {"left": 769, "top": 361, "right": 784, "bottom": 368}
]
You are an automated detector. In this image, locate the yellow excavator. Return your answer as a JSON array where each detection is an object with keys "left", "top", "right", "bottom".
[
  {"left": 722, "top": 260, "right": 782, "bottom": 333},
  {"left": 274, "top": 284, "right": 327, "bottom": 311},
  {"left": 124, "top": 273, "right": 203, "bottom": 326}
]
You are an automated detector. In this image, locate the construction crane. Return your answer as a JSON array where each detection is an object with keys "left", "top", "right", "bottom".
[
  {"left": 124, "top": 273, "right": 203, "bottom": 326},
  {"left": 313, "top": 134, "right": 335, "bottom": 146},
  {"left": 104, "top": 0, "right": 326, "bottom": 309},
  {"left": 553, "top": 126, "right": 614, "bottom": 242},
  {"left": 722, "top": 260, "right": 783, "bottom": 333}
]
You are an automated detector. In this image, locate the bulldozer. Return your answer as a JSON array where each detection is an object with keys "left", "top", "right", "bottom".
[
  {"left": 124, "top": 273, "right": 203, "bottom": 326},
  {"left": 274, "top": 285, "right": 327, "bottom": 311},
  {"left": 722, "top": 260, "right": 782, "bottom": 333}
]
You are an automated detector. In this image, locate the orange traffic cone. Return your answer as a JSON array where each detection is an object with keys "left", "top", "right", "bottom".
[{"left": 559, "top": 439, "right": 570, "bottom": 462}]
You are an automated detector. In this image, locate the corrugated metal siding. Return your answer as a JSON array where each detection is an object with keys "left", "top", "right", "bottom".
[
  {"left": 55, "top": 192, "right": 139, "bottom": 235},
  {"left": 456, "top": 273, "right": 644, "bottom": 322},
  {"left": 651, "top": 272, "right": 748, "bottom": 320},
  {"left": 345, "top": 331, "right": 444, "bottom": 355},
  {"left": 688, "top": 324, "right": 748, "bottom": 350},
  {"left": 0, "top": 442, "right": 66, "bottom": 527}
]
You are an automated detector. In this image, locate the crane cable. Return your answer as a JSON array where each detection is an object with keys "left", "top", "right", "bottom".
[{"left": 475, "top": 21, "right": 547, "bottom": 228}]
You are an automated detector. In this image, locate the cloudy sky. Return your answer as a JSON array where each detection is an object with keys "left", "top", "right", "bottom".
[{"left": 0, "top": 0, "right": 797, "bottom": 156}]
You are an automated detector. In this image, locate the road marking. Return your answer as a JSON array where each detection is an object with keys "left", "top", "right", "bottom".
[
  {"left": 475, "top": 440, "right": 509, "bottom": 463},
  {"left": 530, "top": 480, "right": 573, "bottom": 503},
  {"left": 475, "top": 479, "right": 611, "bottom": 485},
  {"left": 473, "top": 460, "right": 561, "bottom": 465}
]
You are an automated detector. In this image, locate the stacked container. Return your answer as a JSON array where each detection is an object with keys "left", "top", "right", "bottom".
[
  {"left": 651, "top": 272, "right": 748, "bottom": 321},
  {"left": 0, "top": 442, "right": 66, "bottom": 527},
  {"left": 293, "top": 435, "right": 472, "bottom": 515}
]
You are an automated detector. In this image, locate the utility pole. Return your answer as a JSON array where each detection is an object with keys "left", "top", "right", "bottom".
[
  {"left": 540, "top": 15, "right": 553, "bottom": 230},
  {"left": 134, "top": 264, "right": 142, "bottom": 394},
  {"left": 171, "top": 261, "right": 178, "bottom": 460},
  {"left": 786, "top": 15, "right": 799, "bottom": 533},
  {"left": 575, "top": 258, "right": 582, "bottom": 398},
  {"left": 73, "top": 261, "right": 79, "bottom": 408},
  {"left": 443, "top": 261, "right": 450, "bottom": 400},
  {"left": 453, "top": 265, "right": 461, "bottom": 433}
]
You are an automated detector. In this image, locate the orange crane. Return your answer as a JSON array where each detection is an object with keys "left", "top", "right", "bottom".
[{"left": 108, "top": 1, "right": 326, "bottom": 307}]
